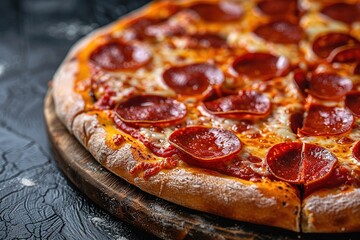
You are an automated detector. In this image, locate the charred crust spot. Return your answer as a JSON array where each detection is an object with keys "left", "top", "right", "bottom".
[
  {"left": 277, "top": 186, "right": 283, "bottom": 190},
  {"left": 282, "top": 201, "right": 287, "bottom": 207},
  {"left": 294, "top": 207, "right": 298, "bottom": 215},
  {"left": 135, "top": 149, "right": 146, "bottom": 159}
]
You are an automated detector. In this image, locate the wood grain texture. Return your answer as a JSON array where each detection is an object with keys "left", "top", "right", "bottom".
[{"left": 44, "top": 91, "right": 360, "bottom": 240}]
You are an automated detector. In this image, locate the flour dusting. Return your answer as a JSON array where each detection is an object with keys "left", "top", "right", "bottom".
[
  {"left": 0, "top": 63, "right": 5, "bottom": 77},
  {"left": 20, "top": 178, "right": 35, "bottom": 187}
]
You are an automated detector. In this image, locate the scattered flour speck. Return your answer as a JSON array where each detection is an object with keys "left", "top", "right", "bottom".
[
  {"left": 20, "top": 178, "right": 35, "bottom": 186},
  {"left": 90, "top": 217, "right": 106, "bottom": 225},
  {"left": 116, "top": 237, "right": 129, "bottom": 240},
  {"left": 0, "top": 63, "right": 5, "bottom": 76}
]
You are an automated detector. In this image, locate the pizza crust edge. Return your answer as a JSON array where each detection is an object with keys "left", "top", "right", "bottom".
[
  {"left": 302, "top": 187, "right": 360, "bottom": 233},
  {"left": 71, "top": 111, "right": 301, "bottom": 231}
]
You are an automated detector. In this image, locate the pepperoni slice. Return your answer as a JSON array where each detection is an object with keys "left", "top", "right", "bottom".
[
  {"left": 162, "top": 63, "right": 224, "bottom": 95},
  {"left": 169, "top": 126, "right": 242, "bottom": 162},
  {"left": 89, "top": 41, "right": 151, "bottom": 71},
  {"left": 312, "top": 32, "right": 359, "bottom": 59},
  {"left": 182, "top": 33, "right": 227, "bottom": 48},
  {"left": 256, "top": 0, "right": 298, "bottom": 16},
  {"left": 128, "top": 17, "right": 157, "bottom": 31},
  {"left": 302, "top": 144, "right": 338, "bottom": 184},
  {"left": 328, "top": 46, "right": 360, "bottom": 63},
  {"left": 231, "top": 53, "right": 290, "bottom": 80},
  {"left": 321, "top": 3, "right": 360, "bottom": 24},
  {"left": 345, "top": 91, "right": 360, "bottom": 117},
  {"left": 304, "top": 166, "right": 355, "bottom": 197},
  {"left": 125, "top": 4, "right": 181, "bottom": 39},
  {"left": 114, "top": 95, "right": 186, "bottom": 126},
  {"left": 126, "top": 16, "right": 184, "bottom": 39},
  {"left": 300, "top": 105, "right": 354, "bottom": 136},
  {"left": 266, "top": 142, "right": 303, "bottom": 183},
  {"left": 203, "top": 90, "right": 271, "bottom": 118},
  {"left": 125, "top": 17, "right": 159, "bottom": 40},
  {"left": 189, "top": 1, "right": 243, "bottom": 22},
  {"left": 308, "top": 72, "right": 353, "bottom": 100},
  {"left": 266, "top": 142, "right": 337, "bottom": 184},
  {"left": 353, "top": 142, "right": 360, "bottom": 162},
  {"left": 254, "top": 20, "right": 303, "bottom": 44}
]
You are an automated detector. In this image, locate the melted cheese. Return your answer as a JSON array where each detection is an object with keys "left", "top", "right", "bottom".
[{"left": 74, "top": 0, "right": 360, "bottom": 178}]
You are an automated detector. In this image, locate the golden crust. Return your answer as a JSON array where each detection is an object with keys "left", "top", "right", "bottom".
[
  {"left": 71, "top": 112, "right": 301, "bottom": 231},
  {"left": 53, "top": 59, "right": 85, "bottom": 132},
  {"left": 302, "top": 187, "right": 360, "bottom": 233}
]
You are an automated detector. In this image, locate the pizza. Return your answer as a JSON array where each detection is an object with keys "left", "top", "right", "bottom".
[{"left": 52, "top": 0, "right": 360, "bottom": 233}]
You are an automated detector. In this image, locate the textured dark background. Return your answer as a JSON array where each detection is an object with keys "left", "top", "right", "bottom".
[
  {"left": 0, "top": 0, "right": 158, "bottom": 239},
  {"left": 2, "top": 0, "right": 360, "bottom": 239}
]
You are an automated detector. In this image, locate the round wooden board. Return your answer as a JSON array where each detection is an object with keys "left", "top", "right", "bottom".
[{"left": 44, "top": 91, "right": 358, "bottom": 240}]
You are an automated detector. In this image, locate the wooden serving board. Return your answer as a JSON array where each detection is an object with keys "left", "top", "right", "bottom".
[{"left": 44, "top": 92, "right": 357, "bottom": 240}]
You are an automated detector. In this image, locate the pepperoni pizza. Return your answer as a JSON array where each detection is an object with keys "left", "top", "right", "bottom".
[{"left": 52, "top": 0, "right": 360, "bottom": 233}]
